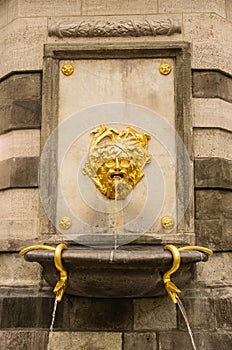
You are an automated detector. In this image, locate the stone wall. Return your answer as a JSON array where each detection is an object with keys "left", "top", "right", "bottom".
[{"left": 0, "top": 1, "right": 231, "bottom": 349}]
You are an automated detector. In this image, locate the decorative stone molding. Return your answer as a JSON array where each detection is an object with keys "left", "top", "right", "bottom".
[{"left": 48, "top": 18, "right": 181, "bottom": 38}]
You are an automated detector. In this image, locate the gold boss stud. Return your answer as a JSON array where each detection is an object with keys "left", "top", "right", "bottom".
[
  {"left": 61, "top": 64, "right": 74, "bottom": 76},
  {"left": 59, "top": 216, "right": 72, "bottom": 230},
  {"left": 161, "top": 216, "right": 174, "bottom": 230},
  {"left": 159, "top": 63, "right": 172, "bottom": 75}
]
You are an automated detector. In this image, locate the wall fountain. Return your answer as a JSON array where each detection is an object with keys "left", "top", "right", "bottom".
[{"left": 20, "top": 125, "right": 212, "bottom": 302}]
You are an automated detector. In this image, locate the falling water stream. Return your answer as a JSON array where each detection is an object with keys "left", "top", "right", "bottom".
[
  {"left": 47, "top": 296, "right": 58, "bottom": 350},
  {"left": 177, "top": 297, "right": 198, "bottom": 350},
  {"left": 110, "top": 177, "right": 122, "bottom": 262}
]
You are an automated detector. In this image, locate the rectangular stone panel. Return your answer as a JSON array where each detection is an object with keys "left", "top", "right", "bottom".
[{"left": 0, "top": 73, "right": 41, "bottom": 100}]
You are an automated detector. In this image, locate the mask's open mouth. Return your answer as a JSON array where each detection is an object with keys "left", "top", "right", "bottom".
[{"left": 110, "top": 172, "right": 124, "bottom": 179}]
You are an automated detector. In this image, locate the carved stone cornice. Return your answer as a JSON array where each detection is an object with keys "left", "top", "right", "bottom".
[{"left": 48, "top": 18, "right": 181, "bottom": 38}]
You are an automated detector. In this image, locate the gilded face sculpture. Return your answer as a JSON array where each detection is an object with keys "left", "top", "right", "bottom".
[{"left": 82, "top": 125, "right": 151, "bottom": 199}]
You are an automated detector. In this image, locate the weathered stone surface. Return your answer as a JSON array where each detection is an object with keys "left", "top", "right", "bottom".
[
  {"left": 193, "top": 98, "right": 232, "bottom": 132},
  {"left": 195, "top": 252, "right": 232, "bottom": 286},
  {"left": 54, "top": 296, "right": 133, "bottom": 331},
  {"left": 0, "top": 330, "right": 48, "bottom": 350},
  {"left": 226, "top": 0, "right": 232, "bottom": 21},
  {"left": 124, "top": 332, "right": 157, "bottom": 350},
  {"left": 194, "top": 128, "right": 232, "bottom": 159},
  {"left": 0, "top": 296, "right": 53, "bottom": 328},
  {"left": 0, "top": 1, "right": 7, "bottom": 29},
  {"left": 0, "top": 73, "right": 41, "bottom": 100},
  {"left": 82, "top": 0, "right": 158, "bottom": 15},
  {"left": 0, "top": 253, "right": 41, "bottom": 287},
  {"left": 134, "top": 297, "right": 176, "bottom": 330},
  {"left": 0, "top": 189, "right": 39, "bottom": 219},
  {"left": 159, "top": 331, "right": 232, "bottom": 350},
  {"left": 159, "top": 331, "right": 196, "bottom": 350},
  {"left": 196, "top": 190, "right": 232, "bottom": 219},
  {"left": 0, "top": 129, "right": 40, "bottom": 161},
  {"left": 0, "top": 18, "right": 47, "bottom": 78},
  {"left": 159, "top": 0, "right": 226, "bottom": 17},
  {"left": 49, "top": 331, "right": 122, "bottom": 350},
  {"left": 177, "top": 298, "right": 215, "bottom": 330},
  {"left": 215, "top": 297, "right": 232, "bottom": 329},
  {"left": 195, "top": 219, "right": 232, "bottom": 251},
  {"left": 11, "top": 0, "right": 81, "bottom": 17},
  {"left": 193, "top": 70, "right": 232, "bottom": 103},
  {"left": 0, "top": 157, "right": 39, "bottom": 190},
  {"left": 0, "top": 99, "right": 41, "bottom": 134},
  {"left": 195, "top": 158, "right": 232, "bottom": 189}
]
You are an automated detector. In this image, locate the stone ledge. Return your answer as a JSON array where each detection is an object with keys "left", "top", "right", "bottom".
[
  {"left": 0, "top": 157, "right": 39, "bottom": 190},
  {"left": 195, "top": 158, "right": 232, "bottom": 189},
  {"left": 192, "top": 70, "right": 232, "bottom": 103}
]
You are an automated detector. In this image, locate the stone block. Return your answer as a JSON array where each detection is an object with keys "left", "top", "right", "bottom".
[
  {"left": 191, "top": 41, "right": 232, "bottom": 76},
  {"left": 159, "top": 331, "right": 232, "bottom": 350},
  {"left": 226, "top": 0, "right": 232, "bottom": 21},
  {"left": 159, "top": 0, "right": 226, "bottom": 17},
  {"left": 0, "top": 253, "right": 41, "bottom": 287},
  {"left": 0, "top": 1, "right": 7, "bottom": 29},
  {"left": 0, "top": 295, "right": 54, "bottom": 328},
  {"left": 134, "top": 297, "right": 176, "bottom": 330},
  {"left": 49, "top": 332, "right": 122, "bottom": 350},
  {"left": 0, "top": 330, "right": 48, "bottom": 350},
  {"left": 0, "top": 18, "right": 47, "bottom": 78},
  {"left": 177, "top": 298, "right": 215, "bottom": 330},
  {"left": 10, "top": 0, "right": 81, "bottom": 18},
  {"left": 195, "top": 219, "right": 232, "bottom": 251},
  {"left": 0, "top": 99, "right": 41, "bottom": 134},
  {"left": 193, "top": 98, "right": 232, "bottom": 133},
  {"left": 194, "top": 128, "right": 232, "bottom": 159},
  {"left": 55, "top": 296, "right": 133, "bottom": 331},
  {"left": 0, "top": 189, "right": 39, "bottom": 219},
  {"left": 0, "top": 73, "right": 41, "bottom": 100},
  {"left": 0, "top": 129, "right": 40, "bottom": 161},
  {"left": 195, "top": 190, "right": 232, "bottom": 220},
  {"left": 195, "top": 252, "right": 232, "bottom": 286},
  {"left": 159, "top": 331, "right": 196, "bottom": 350},
  {"left": 124, "top": 332, "right": 157, "bottom": 350},
  {"left": 215, "top": 296, "right": 232, "bottom": 329},
  {"left": 82, "top": 0, "right": 158, "bottom": 15},
  {"left": 0, "top": 157, "right": 39, "bottom": 190},
  {"left": 195, "top": 158, "right": 232, "bottom": 189},
  {"left": 192, "top": 71, "right": 232, "bottom": 103}
]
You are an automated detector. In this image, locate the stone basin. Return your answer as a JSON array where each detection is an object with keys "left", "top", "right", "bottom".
[{"left": 24, "top": 245, "right": 208, "bottom": 298}]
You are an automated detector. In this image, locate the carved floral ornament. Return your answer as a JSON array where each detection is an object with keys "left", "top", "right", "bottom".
[{"left": 48, "top": 18, "right": 181, "bottom": 38}]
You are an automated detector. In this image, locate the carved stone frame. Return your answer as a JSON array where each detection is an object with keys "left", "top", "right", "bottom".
[{"left": 41, "top": 41, "right": 193, "bottom": 245}]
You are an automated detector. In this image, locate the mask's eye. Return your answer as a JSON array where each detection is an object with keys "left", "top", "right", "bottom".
[
  {"left": 120, "top": 159, "right": 130, "bottom": 167},
  {"left": 104, "top": 159, "right": 115, "bottom": 168}
]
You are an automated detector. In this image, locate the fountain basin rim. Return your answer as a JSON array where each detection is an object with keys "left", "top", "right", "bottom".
[{"left": 24, "top": 245, "right": 208, "bottom": 268}]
